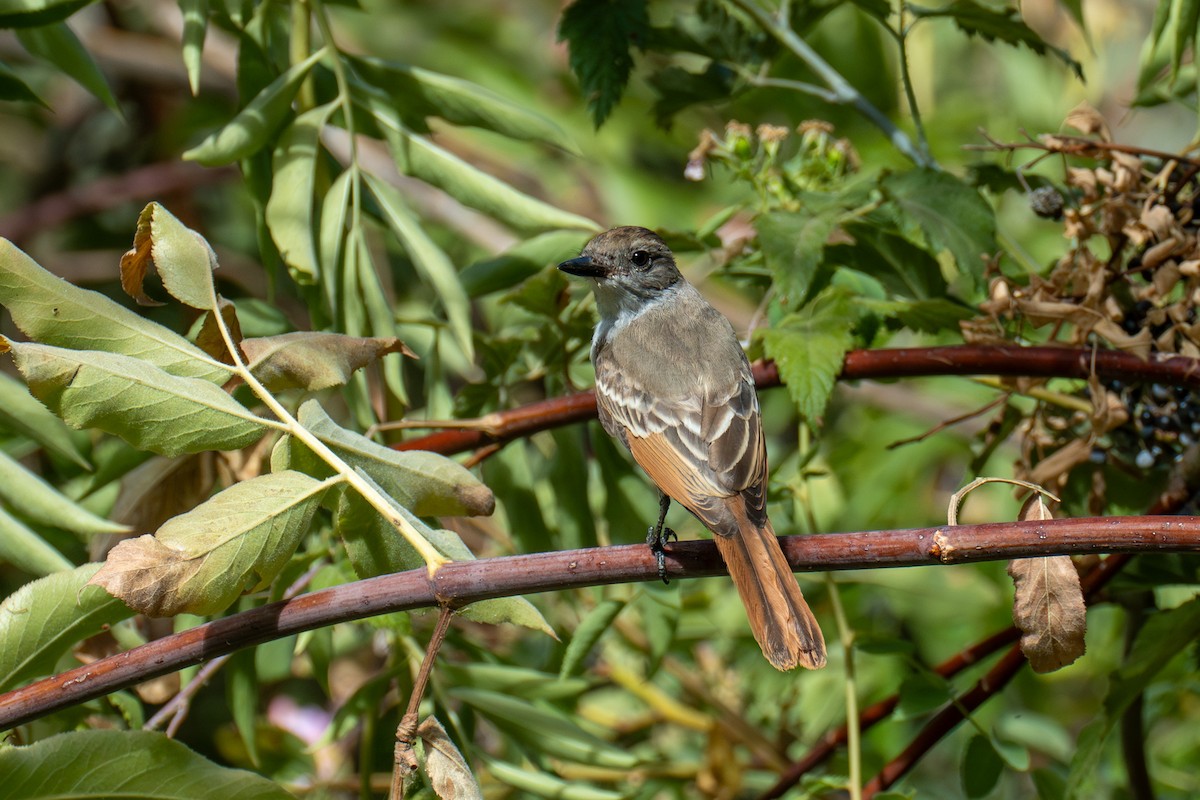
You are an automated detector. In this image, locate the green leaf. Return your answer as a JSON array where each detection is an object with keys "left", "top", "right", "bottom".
[
  {"left": 350, "top": 55, "right": 576, "bottom": 151},
  {"left": 442, "top": 663, "right": 589, "bottom": 702},
  {"left": 0, "top": 449, "right": 128, "bottom": 536},
  {"left": 295, "top": 400, "right": 493, "bottom": 517},
  {"left": 363, "top": 173, "right": 475, "bottom": 360},
  {"left": 962, "top": 733, "right": 1005, "bottom": 798},
  {"left": 558, "top": 0, "right": 649, "bottom": 126},
  {"left": 462, "top": 230, "right": 593, "bottom": 297},
  {"left": 227, "top": 648, "right": 261, "bottom": 767},
  {"left": 0, "top": 563, "right": 131, "bottom": 692},
  {"left": 0, "top": 61, "right": 46, "bottom": 106},
  {"left": 3, "top": 339, "right": 267, "bottom": 457},
  {"left": 0, "top": 371, "right": 89, "bottom": 468},
  {"left": 910, "top": 0, "right": 1082, "bottom": 79},
  {"left": 180, "top": 0, "right": 208, "bottom": 95},
  {"left": 893, "top": 670, "right": 954, "bottom": 720},
  {"left": 121, "top": 202, "right": 218, "bottom": 310},
  {"left": 265, "top": 105, "right": 332, "bottom": 284},
  {"left": 881, "top": 169, "right": 996, "bottom": 281},
  {"left": 0, "top": 505, "right": 73, "bottom": 576},
  {"left": 859, "top": 297, "right": 974, "bottom": 333},
  {"left": 453, "top": 688, "right": 640, "bottom": 769},
  {"left": 183, "top": 47, "right": 325, "bottom": 166},
  {"left": 485, "top": 756, "right": 631, "bottom": 800},
  {"left": 756, "top": 204, "right": 846, "bottom": 305},
  {"left": 366, "top": 94, "right": 599, "bottom": 234},
  {"left": 0, "top": 239, "right": 228, "bottom": 382},
  {"left": 1, "top": 730, "right": 295, "bottom": 799},
  {"left": 1066, "top": 597, "right": 1200, "bottom": 797},
  {"left": 830, "top": 222, "right": 946, "bottom": 299},
  {"left": 755, "top": 288, "right": 856, "bottom": 421},
  {"left": 88, "top": 471, "right": 333, "bottom": 617},
  {"left": 0, "top": 0, "right": 96, "bottom": 28},
  {"left": 15, "top": 21, "right": 120, "bottom": 114}
]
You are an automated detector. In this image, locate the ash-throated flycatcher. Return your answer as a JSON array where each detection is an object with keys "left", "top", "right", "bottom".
[{"left": 559, "top": 226, "right": 826, "bottom": 670}]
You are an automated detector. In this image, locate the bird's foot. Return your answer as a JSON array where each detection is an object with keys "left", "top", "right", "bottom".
[{"left": 646, "top": 526, "right": 677, "bottom": 584}]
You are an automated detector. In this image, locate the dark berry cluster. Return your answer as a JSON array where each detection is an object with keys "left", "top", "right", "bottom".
[{"left": 1097, "top": 379, "right": 1198, "bottom": 470}]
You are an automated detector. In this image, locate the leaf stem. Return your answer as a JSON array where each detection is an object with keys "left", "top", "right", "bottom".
[
  {"left": 728, "top": 0, "right": 934, "bottom": 168},
  {"left": 825, "top": 575, "right": 861, "bottom": 800}
]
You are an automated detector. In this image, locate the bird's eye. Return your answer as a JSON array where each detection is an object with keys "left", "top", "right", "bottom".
[{"left": 630, "top": 250, "right": 651, "bottom": 268}]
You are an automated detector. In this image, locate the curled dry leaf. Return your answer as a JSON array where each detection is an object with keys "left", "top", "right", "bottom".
[
  {"left": 120, "top": 202, "right": 219, "bottom": 310},
  {"left": 1007, "top": 495, "right": 1087, "bottom": 673},
  {"left": 194, "top": 299, "right": 245, "bottom": 365},
  {"left": 417, "top": 716, "right": 482, "bottom": 800},
  {"left": 242, "top": 332, "right": 417, "bottom": 391}
]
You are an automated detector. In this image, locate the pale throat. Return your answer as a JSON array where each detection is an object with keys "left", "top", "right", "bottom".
[{"left": 590, "top": 279, "right": 679, "bottom": 357}]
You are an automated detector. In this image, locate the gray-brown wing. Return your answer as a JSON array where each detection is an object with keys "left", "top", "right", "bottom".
[{"left": 594, "top": 344, "right": 767, "bottom": 535}]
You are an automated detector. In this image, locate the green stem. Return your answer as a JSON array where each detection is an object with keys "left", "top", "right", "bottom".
[
  {"left": 728, "top": 0, "right": 934, "bottom": 168},
  {"left": 826, "top": 574, "right": 861, "bottom": 800},
  {"left": 894, "top": 2, "right": 932, "bottom": 163}
]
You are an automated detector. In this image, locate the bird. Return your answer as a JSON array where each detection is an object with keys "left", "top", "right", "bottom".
[{"left": 558, "top": 226, "right": 826, "bottom": 671}]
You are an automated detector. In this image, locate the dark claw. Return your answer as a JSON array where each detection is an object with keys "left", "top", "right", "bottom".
[{"left": 647, "top": 526, "right": 677, "bottom": 584}]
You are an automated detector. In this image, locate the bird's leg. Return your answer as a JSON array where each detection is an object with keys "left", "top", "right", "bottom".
[{"left": 646, "top": 492, "right": 676, "bottom": 584}]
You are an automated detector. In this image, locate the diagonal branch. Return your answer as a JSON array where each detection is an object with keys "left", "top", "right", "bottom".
[
  {"left": 2, "top": 516, "right": 1199, "bottom": 731},
  {"left": 393, "top": 345, "right": 1200, "bottom": 456}
]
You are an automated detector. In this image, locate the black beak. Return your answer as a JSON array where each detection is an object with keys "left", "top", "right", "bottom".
[{"left": 557, "top": 255, "right": 605, "bottom": 278}]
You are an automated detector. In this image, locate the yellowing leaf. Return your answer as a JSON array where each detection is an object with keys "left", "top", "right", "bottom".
[
  {"left": 417, "top": 717, "right": 482, "bottom": 800},
  {"left": 242, "top": 331, "right": 416, "bottom": 392},
  {"left": 1, "top": 338, "right": 266, "bottom": 457},
  {"left": 89, "top": 471, "right": 333, "bottom": 616},
  {"left": 120, "top": 203, "right": 218, "bottom": 310},
  {"left": 1007, "top": 496, "right": 1087, "bottom": 673}
]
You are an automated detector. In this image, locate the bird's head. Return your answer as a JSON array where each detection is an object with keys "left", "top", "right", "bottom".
[{"left": 558, "top": 226, "right": 683, "bottom": 319}]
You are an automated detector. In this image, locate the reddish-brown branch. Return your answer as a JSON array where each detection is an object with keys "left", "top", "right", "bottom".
[
  {"left": 1, "top": 516, "right": 1198, "bottom": 732},
  {"left": 394, "top": 346, "right": 1200, "bottom": 455}
]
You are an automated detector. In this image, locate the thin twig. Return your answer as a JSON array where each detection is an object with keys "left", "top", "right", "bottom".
[{"left": 391, "top": 606, "right": 455, "bottom": 800}]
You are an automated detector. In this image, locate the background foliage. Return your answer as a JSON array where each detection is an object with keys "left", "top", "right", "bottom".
[{"left": 0, "top": 0, "right": 1199, "bottom": 799}]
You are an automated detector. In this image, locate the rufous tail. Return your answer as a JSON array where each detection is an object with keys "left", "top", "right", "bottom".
[{"left": 712, "top": 518, "right": 826, "bottom": 670}]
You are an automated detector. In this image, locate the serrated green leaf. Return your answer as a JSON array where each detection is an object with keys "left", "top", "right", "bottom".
[
  {"left": 16, "top": 20, "right": 120, "bottom": 115},
  {"left": 0, "top": 239, "right": 227, "bottom": 382},
  {"left": 366, "top": 92, "right": 599, "bottom": 234},
  {"left": 453, "top": 688, "right": 639, "bottom": 769},
  {"left": 2, "top": 338, "right": 267, "bottom": 457},
  {"left": 184, "top": 47, "right": 325, "bottom": 166},
  {"left": 756, "top": 204, "right": 845, "bottom": 306},
  {"left": 859, "top": 297, "right": 974, "bottom": 333},
  {"left": 350, "top": 55, "right": 576, "bottom": 151},
  {"left": 910, "top": 1, "right": 1082, "bottom": 78},
  {"left": 0, "top": 505, "right": 72, "bottom": 576},
  {"left": 830, "top": 222, "right": 946, "bottom": 299},
  {"left": 296, "top": 400, "right": 493, "bottom": 516},
  {"left": 0, "top": 372, "right": 89, "bottom": 468},
  {"left": 561, "top": 599, "right": 624, "bottom": 677},
  {"left": 1, "top": 730, "right": 294, "bottom": 799},
  {"left": 881, "top": 169, "right": 996, "bottom": 281},
  {"left": 363, "top": 173, "right": 475, "bottom": 360},
  {"left": 0, "top": 61, "right": 47, "bottom": 106},
  {"left": 0, "top": 0, "right": 95, "bottom": 28},
  {"left": 756, "top": 289, "right": 855, "bottom": 421},
  {"left": 265, "top": 105, "right": 332, "bottom": 284},
  {"left": 180, "top": 0, "right": 208, "bottom": 95},
  {"left": 0, "top": 563, "right": 131, "bottom": 692},
  {"left": 89, "top": 471, "right": 333, "bottom": 617},
  {"left": 0, "top": 449, "right": 128, "bottom": 536},
  {"left": 558, "top": 0, "right": 649, "bottom": 127}
]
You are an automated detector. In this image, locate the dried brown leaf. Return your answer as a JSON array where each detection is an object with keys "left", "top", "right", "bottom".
[
  {"left": 1064, "top": 102, "right": 1110, "bottom": 140},
  {"left": 195, "top": 300, "right": 245, "bottom": 364},
  {"left": 417, "top": 716, "right": 482, "bottom": 800},
  {"left": 1007, "top": 496, "right": 1087, "bottom": 673},
  {"left": 241, "top": 332, "right": 417, "bottom": 392}
]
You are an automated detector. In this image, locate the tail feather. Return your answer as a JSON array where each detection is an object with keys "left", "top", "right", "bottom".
[{"left": 712, "top": 518, "right": 826, "bottom": 671}]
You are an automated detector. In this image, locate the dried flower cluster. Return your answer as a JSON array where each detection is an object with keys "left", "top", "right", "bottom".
[{"left": 969, "top": 105, "right": 1200, "bottom": 503}]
